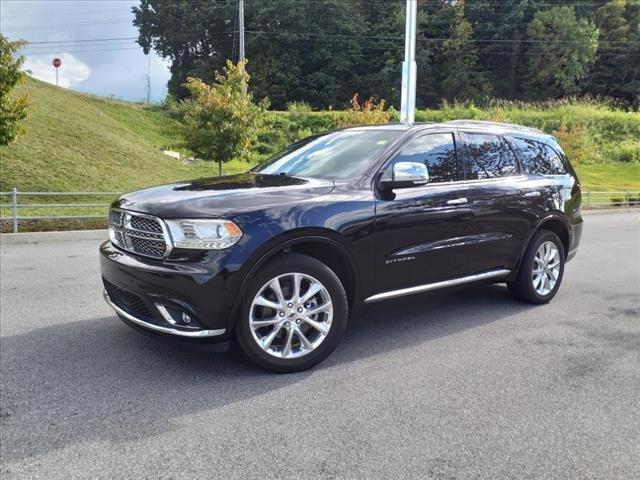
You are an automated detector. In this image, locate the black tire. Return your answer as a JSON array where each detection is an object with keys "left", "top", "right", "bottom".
[
  {"left": 508, "top": 230, "right": 565, "bottom": 304},
  {"left": 234, "top": 253, "right": 348, "bottom": 373}
]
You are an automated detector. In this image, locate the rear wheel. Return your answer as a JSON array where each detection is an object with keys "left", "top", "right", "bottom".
[
  {"left": 235, "top": 253, "right": 348, "bottom": 373},
  {"left": 508, "top": 230, "right": 565, "bottom": 304}
]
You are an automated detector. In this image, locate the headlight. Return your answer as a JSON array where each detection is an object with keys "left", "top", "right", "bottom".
[{"left": 165, "top": 219, "right": 242, "bottom": 250}]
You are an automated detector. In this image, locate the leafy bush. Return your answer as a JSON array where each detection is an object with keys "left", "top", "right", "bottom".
[
  {"left": 181, "top": 60, "right": 269, "bottom": 173},
  {"left": 609, "top": 141, "right": 640, "bottom": 164},
  {"left": 552, "top": 122, "right": 599, "bottom": 165},
  {"left": 286, "top": 101, "right": 313, "bottom": 114},
  {"left": 0, "top": 35, "right": 30, "bottom": 146},
  {"left": 332, "top": 94, "right": 394, "bottom": 127}
]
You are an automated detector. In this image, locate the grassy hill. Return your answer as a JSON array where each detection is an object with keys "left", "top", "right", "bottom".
[{"left": 0, "top": 78, "right": 224, "bottom": 193}]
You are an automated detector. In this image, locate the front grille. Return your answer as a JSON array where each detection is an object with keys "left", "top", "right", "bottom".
[
  {"left": 130, "top": 215, "right": 163, "bottom": 233},
  {"left": 104, "top": 280, "right": 155, "bottom": 321},
  {"left": 109, "top": 209, "right": 168, "bottom": 259}
]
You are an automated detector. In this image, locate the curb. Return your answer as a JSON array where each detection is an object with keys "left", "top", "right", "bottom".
[
  {"left": 583, "top": 208, "right": 640, "bottom": 216},
  {"left": 0, "top": 229, "right": 108, "bottom": 246}
]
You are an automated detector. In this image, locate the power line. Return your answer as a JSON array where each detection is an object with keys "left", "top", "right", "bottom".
[
  {"left": 3, "top": 18, "right": 133, "bottom": 32},
  {"left": 24, "top": 37, "right": 139, "bottom": 45},
  {"left": 20, "top": 47, "right": 144, "bottom": 56},
  {"left": 3, "top": 8, "right": 131, "bottom": 19}
]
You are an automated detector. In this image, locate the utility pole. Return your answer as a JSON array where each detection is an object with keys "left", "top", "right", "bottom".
[
  {"left": 238, "top": 0, "right": 246, "bottom": 96},
  {"left": 239, "top": 0, "right": 245, "bottom": 63},
  {"left": 145, "top": 54, "right": 151, "bottom": 104},
  {"left": 400, "top": 0, "right": 417, "bottom": 124}
]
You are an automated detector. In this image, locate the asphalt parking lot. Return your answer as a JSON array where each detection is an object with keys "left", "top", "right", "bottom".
[{"left": 1, "top": 212, "right": 639, "bottom": 479}]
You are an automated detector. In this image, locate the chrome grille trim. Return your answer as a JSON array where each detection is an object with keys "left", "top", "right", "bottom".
[{"left": 109, "top": 208, "right": 173, "bottom": 259}]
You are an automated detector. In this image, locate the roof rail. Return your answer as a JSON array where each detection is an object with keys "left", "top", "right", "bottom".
[{"left": 444, "top": 119, "right": 545, "bottom": 135}]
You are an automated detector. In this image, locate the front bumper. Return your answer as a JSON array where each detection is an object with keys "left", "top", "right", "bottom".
[
  {"left": 103, "top": 289, "right": 226, "bottom": 338},
  {"left": 100, "top": 240, "right": 248, "bottom": 340}
]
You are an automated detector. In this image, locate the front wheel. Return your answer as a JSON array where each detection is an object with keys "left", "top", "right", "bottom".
[
  {"left": 508, "top": 230, "right": 565, "bottom": 304},
  {"left": 235, "top": 253, "right": 348, "bottom": 373}
]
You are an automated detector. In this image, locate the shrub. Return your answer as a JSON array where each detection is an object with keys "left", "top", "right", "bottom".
[
  {"left": 0, "top": 35, "right": 30, "bottom": 146},
  {"left": 552, "top": 122, "right": 599, "bottom": 165},
  {"left": 333, "top": 94, "right": 394, "bottom": 127},
  {"left": 287, "top": 101, "right": 313, "bottom": 114},
  {"left": 181, "top": 60, "right": 269, "bottom": 175},
  {"left": 610, "top": 141, "right": 640, "bottom": 164}
]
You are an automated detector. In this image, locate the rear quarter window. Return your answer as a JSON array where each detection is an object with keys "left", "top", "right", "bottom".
[
  {"left": 463, "top": 133, "right": 520, "bottom": 180},
  {"left": 513, "top": 137, "right": 567, "bottom": 175}
]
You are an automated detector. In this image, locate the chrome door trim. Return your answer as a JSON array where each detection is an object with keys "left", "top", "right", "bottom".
[
  {"left": 364, "top": 269, "right": 511, "bottom": 303},
  {"left": 104, "top": 290, "right": 226, "bottom": 338}
]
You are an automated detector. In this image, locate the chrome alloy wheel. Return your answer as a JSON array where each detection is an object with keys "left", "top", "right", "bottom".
[
  {"left": 249, "top": 273, "right": 333, "bottom": 359},
  {"left": 532, "top": 241, "right": 561, "bottom": 296}
]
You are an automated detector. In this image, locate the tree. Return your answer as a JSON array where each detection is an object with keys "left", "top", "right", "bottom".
[
  {"left": 467, "top": 0, "right": 529, "bottom": 99},
  {"left": 525, "top": 6, "right": 599, "bottom": 98},
  {"left": 134, "top": 0, "right": 367, "bottom": 109},
  {"left": 622, "top": 0, "right": 640, "bottom": 109},
  {"left": 133, "top": 0, "right": 238, "bottom": 99},
  {"left": 584, "top": 0, "right": 634, "bottom": 104},
  {"left": 440, "top": 0, "right": 491, "bottom": 103},
  {"left": 0, "top": 35, "right": 30, "bottom": 147},
  {"left": 182, "top": 61, "right": 269, "bottom": 175}
]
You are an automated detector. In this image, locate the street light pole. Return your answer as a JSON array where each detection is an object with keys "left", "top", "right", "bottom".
[
  {"left": 239, "top": 0, "right": 247, "bottom": 96},
  {"left": 239, "top": 0, "right": 245, "bottom": 63},
  {"left": 400, "top": 0, "right": 417, "bottom": 124}
]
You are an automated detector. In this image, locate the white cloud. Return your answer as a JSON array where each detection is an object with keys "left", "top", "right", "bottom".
[
  {"left": 23, "top": 53, "right": 91, "bottom": 89},
  {"left": 5, "top": 1, "right": 170, "bottom": 101}
]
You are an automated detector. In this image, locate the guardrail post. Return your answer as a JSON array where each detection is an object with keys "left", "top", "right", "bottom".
[
  {"left": 625, "top": 191, "right": 630, "bottom": 208},
  {"left": 586, "top": 190, "right": 591, "bottom": 208},
  {"left": 11, "top": 188, "right": 18, "bottom": 233}
]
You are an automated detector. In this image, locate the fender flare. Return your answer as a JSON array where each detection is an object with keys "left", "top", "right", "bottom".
[
  {"left": 508, "top": 213, "right": 571, "bottom": 281},
  {"left": 226, "top": 229, "right": 359, "bottom": 332}
]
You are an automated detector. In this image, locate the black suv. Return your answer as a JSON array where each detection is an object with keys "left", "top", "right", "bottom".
[{"left": 101, "top": 121, "right": 583, "bottom": 372}]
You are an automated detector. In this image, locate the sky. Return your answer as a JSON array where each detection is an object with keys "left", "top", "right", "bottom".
[{"left": 0, "top": 0, "right": 171, "bottom": 102}]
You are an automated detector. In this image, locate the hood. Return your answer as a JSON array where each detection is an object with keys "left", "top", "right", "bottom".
[{"left": 114, "top": 173, "right": 335, "bottom": 218}]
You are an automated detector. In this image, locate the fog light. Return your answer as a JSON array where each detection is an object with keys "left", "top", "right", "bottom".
[{"left": 155, "top": 304, "right": 199, "bottom": 329}]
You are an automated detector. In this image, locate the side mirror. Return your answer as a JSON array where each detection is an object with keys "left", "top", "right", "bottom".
[{"left": 380, "top": 162, "right": 429, "bottom": 190}]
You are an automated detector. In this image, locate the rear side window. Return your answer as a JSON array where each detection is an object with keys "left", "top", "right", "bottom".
[
  {"left": 392, "top": 133, "right": 458, "bottom": 183},
  {"left": 463, "top": 133, "right": 520, "bottom": 180},
  {"left": 513, "top": 138, "right": 567, "bottom": 175}
]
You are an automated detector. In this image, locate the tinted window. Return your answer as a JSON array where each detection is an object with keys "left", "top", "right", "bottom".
[
  {"left": 254, "top": 130, "right": 403, "bottom": 180},
  {"left": 393, "top": 133, "right": 458, "bottom": 183},
  {"left": 464, "top": 133, "right": 519, "bottom": 180},
  {"left": 513, "top": 138, "right": 567, "bottom": 175}
]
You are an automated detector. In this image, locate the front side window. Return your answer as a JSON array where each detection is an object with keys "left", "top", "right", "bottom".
[
  {"left": 253, "top": 130, "right": 403, "bottom": 180},
  {"left": 463, "top": 133, "right": 520, "bottom": 180},
  {"left": 512, "top": 137, "right": 567, "bottom": 175},
  {"left": 391, "top": 133, "right": 459, "bottom": 183}
]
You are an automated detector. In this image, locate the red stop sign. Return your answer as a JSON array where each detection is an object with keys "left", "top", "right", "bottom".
[{"left": 52, "top": 58, "right": 62, "bottom": 68}]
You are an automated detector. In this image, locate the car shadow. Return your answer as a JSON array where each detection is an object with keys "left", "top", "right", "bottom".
[{"left": 0, "top": 284, "right": 534, "bottom": 462}]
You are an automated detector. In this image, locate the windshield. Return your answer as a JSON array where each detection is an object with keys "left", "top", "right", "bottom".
[{"left": 253, "top": 130, "right": 403, "bottom": 180}]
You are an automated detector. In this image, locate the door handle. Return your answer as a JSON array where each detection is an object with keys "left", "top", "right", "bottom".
[{"left": 447, "top": 197, "right": 468, "bottom": 205}]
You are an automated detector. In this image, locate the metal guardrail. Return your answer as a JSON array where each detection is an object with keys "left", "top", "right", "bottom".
[
  {"left": 1, "top": 188, "right": 639, "bottom": 233},
  {"left": 0, "top": 189, "right": 121, "bottom": 233},
  {"left": 583, "top": 190, "right": 640, "bottom": 209}
]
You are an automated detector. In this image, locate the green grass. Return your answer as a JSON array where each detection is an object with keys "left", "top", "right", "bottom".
[
  {"left": 0, "top": 78, "right": 248, "bottom": 194},
  {"left": 574, "top": 163, "right": 640, "bottom": 191}
]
